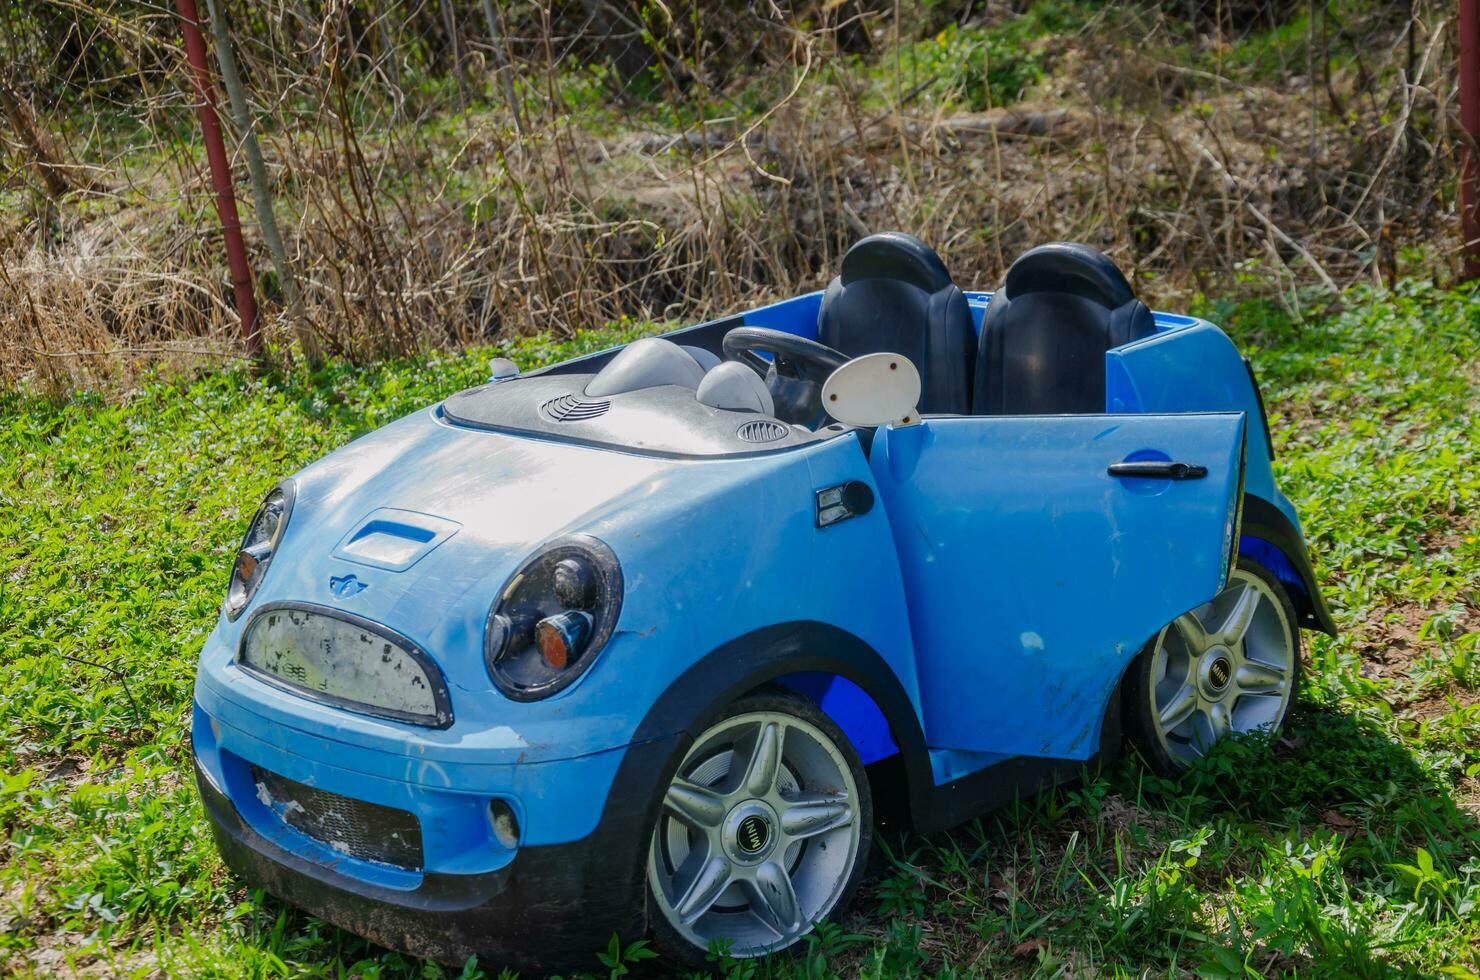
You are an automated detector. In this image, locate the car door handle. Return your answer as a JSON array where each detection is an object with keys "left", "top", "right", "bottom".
[{"left": 1108, "top": 460, "right": 1209, "bottom": 480}]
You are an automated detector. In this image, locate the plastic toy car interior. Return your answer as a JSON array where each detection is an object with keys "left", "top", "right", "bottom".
[{"left": 192, "top": 231, "right": 1335, "bottom": 971}]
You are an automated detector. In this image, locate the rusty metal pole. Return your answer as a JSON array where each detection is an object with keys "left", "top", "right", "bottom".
[
  {"left": 176, "top": 0, "right": 261, "bottom": 355},
  {"left": 1461, "top": 0, "right": 1480, "bottom": 279}
]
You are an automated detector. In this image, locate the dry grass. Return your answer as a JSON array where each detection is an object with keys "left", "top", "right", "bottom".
[{"left": 0, "top": 0, "right": 1465, "bottom": 393}]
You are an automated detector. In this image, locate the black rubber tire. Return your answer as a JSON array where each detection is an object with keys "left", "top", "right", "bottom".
[
  {"left": 1123, "top": 557, "right": 1302, "bottom": 777},
  {"left": 646, "top": 691, "right": 873, "bottom": 968}
]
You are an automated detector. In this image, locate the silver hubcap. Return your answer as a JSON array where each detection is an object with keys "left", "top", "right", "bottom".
[
  {"left": 647, "top": 710, "right": 860, "bottom": 957},
  {"left": 1149, "top": 568, "right": 1296, "bottom": 767}
]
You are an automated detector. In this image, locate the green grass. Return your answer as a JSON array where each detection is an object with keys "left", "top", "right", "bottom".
[{"left": 2, "top": 279, "right": 1478, "bottom": 977}]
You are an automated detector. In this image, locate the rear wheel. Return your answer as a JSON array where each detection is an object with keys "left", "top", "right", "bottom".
[
  {"left": 1125, "top": 557, "right": 1301, "bottom": 775},
  {"left": 646, "top": 693, "right": 871, "bottom": 965}
]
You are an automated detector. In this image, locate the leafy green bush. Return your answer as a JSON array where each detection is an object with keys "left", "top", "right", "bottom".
[{"left": 893, "top": 22, "right": 1043, "bottom": 110}]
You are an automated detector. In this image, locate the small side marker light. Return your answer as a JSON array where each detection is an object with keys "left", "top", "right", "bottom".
[{"left": 815, "top": 481, "right": 875, "bottom": 528}]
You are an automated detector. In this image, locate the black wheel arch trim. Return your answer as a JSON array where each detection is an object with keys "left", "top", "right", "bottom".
[
  {"left": 1241, "top": 494, "right": 1338, "bottom": 636},
  {"left": 631, "top": 621, "right": 934, "bottom": 822}
]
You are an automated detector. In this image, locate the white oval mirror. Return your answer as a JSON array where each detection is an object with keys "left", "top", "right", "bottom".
[{"left": 822, "top": 352, "right": 922, "bottom": 428}]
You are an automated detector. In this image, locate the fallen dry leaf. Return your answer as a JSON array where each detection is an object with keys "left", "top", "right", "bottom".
[{"left": 1011, "top": 937, "right": 1047, "bottom": 959}]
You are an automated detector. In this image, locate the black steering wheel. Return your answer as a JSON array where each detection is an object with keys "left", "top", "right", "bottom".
[{"left": 722, "top": 326, "right": 849, "bottom": 427}]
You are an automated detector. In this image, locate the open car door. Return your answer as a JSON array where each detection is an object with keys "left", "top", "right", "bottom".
[{"left": 869, "top": 413, "right": 1247, "bottom": 760}]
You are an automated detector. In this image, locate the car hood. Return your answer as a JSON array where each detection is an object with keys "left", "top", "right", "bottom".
[
  {"left": 266, "top": 407, "right": 684, "bottom": 614},
  {"left": 295, "top": 407, "right": 680, "bottom": 548}
]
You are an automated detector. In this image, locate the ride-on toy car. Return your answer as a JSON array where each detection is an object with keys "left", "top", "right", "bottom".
[{"left": 192, "top": 233, "right": 1334, "bottom": 970}]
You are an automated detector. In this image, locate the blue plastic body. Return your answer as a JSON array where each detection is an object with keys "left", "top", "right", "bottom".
[
  {"left": 192, "top": 288, "right": 1314, "bottom": 891},
  {"left": 869, "top": 412, "right": 1245, "bottom": 758}
]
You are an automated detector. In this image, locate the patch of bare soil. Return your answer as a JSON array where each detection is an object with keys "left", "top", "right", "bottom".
[{"left": 13, "top": 929, "right": 166, "bottom": 979}]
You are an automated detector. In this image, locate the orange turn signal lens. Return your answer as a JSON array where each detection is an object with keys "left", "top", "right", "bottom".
[
  {"left": 234, "top": 549, "right": 260, "bottom": 582},
  {"left": 534, "top": 610, "right": 593, "bottom": 669}
]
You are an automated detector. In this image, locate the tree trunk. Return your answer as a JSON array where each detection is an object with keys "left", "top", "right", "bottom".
[
  {"left": 204, "top": 0, "right": 319, "bottom": 363},
  {"left": 0, "top": 77, "right": 73, "bottom": 198},
  {"left": 175, "top": 0, "right": 261, "bottom": 357},
  {"left": 480, "top": 0, "right": 524, "bottom": 135},
  {"left": 373, "top": 0, "right": 405, "bottom": 117},
  {"left": 441, "top": 0, "right": 470, "bottom": 110}
]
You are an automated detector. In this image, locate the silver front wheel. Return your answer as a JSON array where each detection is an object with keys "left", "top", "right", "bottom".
[
  {"left": 1131, "top": 559, "right": 1301, "bottom": 772},
  {"left": 647, "top": 695, "right": 868, "bottom": 961}
]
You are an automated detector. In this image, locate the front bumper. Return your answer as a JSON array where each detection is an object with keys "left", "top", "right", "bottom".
[{"left": 193, "top": 704, "right": 682, "bottom": 971}]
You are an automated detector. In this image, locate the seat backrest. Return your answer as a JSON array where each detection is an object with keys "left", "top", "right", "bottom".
[
  {"left": 973, "top": 242, "right": 1156, "bottom": 415},
  {"left": 817, "top": 232, "right": 975, "bottom": 415}
]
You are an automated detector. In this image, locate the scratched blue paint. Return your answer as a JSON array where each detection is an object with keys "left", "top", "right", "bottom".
[
  {"left": 867, "top": 412, "right": 1246, "bottom": 758},
  {"left": 192, "top": 286, "right": 1316, "bottom": 897}
]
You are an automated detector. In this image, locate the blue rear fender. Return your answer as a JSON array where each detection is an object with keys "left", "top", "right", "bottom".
[{"left": 1107, "top": 319, "right": 1336, "bottom": 634}]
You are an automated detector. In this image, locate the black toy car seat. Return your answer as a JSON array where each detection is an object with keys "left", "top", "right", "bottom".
[
  {"left": 973, "top": 242, "right": 1156, "bottom": 415},
  {"left": 816, "top": 232, "right": 976, "bottom": 415}
]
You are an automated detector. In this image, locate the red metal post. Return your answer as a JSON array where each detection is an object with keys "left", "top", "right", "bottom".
[
  {"left": 1461, "top": 0, "right": 1480, "bottom": 279},
  {"left": 176, "top": 0, "right": 261, "bottom": 354}
]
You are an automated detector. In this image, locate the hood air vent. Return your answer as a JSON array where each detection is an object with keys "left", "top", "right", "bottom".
[
  {"left": 541, "top": 394, "right": 611, "bottom": 422},
  {"left": 736, "top": 419, "right": 789, "bottom": 443}
]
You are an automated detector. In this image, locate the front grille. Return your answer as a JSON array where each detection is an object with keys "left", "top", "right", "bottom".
[
  {"left": 251, "top": 766, "right": 423, "bottom": 870},
  {"left": 238, "top": 605, "right": 452, "bottom": 729}
]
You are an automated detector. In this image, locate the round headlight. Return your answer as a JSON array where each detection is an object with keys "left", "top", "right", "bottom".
[
  {"left": 485, "top": 536, "right": 622, "bottom": 700},
  {"left": 225, "top": 484, "right": 293, "bottom": 620}
]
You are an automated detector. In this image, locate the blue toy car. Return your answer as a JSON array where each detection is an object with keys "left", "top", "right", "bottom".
[{"left": 192, "top": 234, "right": 1335, "bottom": 971}]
